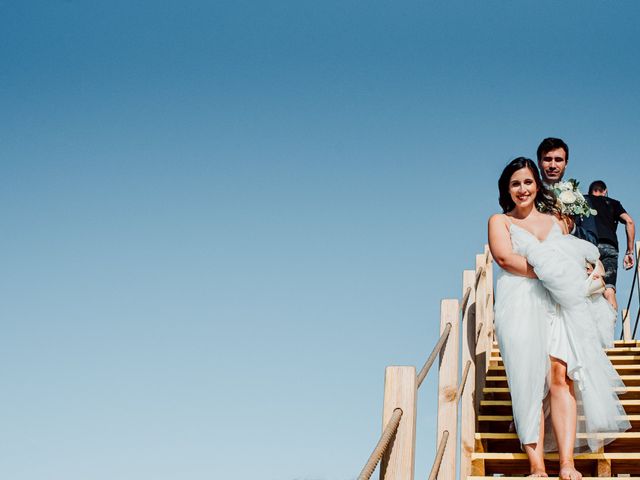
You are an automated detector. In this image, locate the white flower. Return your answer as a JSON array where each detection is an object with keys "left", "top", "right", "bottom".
[{"left": 559, "top": 190, "right": 577, "bottom": 204}]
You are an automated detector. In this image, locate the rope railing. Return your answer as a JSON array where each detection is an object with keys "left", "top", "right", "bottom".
[
  {"left": 476, "top": 322, "right": 484, "bottom": 344},
  {"left": 620, "top": 241, "right": 640, "bottom": 340},
  {"left": 472, "top": 250, "right": 491, "bottom": 290},
  {"left": 357, "top": 245, "right": 494, "bottom": 480},
  {"left": 428, "top": 354, "right": 474, "bottom": 480},
  {"left": 456, "top": 360, "right": 472, "bottom": 401},
  {"left": 428, "top": 430, "right": 449, "bottom": 480},
  {"left": 359, "top": 320, "right": 454, "bottom": 479},
  {"left": 630, "top": 242, "right": 640, "bottom": 338},
  {"left": 417, "top": 322, "right": 452, "bottom": 388},
  {"left": 461, "top": 286, "right": 472, "bottom": 315},
  {"left": 357, "top": 408, "right": 403, "bottom": 480},
  {"left": 632, "top": 308, "right": 640, "bottom": 340},
  {"left": 475, "top": 267, "right": 484, "bottom": 289}
]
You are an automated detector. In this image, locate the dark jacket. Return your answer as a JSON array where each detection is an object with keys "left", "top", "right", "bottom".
[{"left": 573, "top": 196, "right": 598, "bottom": 245}]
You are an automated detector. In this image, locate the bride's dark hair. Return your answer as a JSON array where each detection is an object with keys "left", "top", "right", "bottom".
[{"left": 498, "top": 157, "right": 558, "bottom": 214}]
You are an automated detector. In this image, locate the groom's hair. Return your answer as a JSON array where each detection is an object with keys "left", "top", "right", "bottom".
[
  {"left": 498, "top": 157, "right": 558, "bottom": 214},
  {"left": 536, "top": 137, "right": 569, "bottom": 162}
]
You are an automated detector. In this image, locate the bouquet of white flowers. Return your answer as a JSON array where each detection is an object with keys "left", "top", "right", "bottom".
[{"left": 542, "top": 179, "right": 597, "bottom": 218}]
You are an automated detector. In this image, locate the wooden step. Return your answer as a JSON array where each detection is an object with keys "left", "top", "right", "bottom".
[
  {"left": 490, "top": 355, "right": 640, "bottom": 365},
  {"left": 478, "top": 414, "right": 640, "bottom": 433},
  {"left": 472, "top": 451, "right": 640, "bottom": 475},
  {"left": 482, "top": 386, "right": 640, "bottom": 399},
  {"left": 473, "top": 451, "right": 640, "bottom": 459},
  {"left": 489, "top": 364, "right": 640, "bottom": 372},
  {"left": 480, "top": 399, "right": 640, "bottom": 415},
  {"left": 486, "top": 375, "right": 640, "bottom": 386},
  {"left": 481, "top": 400, "right": 640, "bottom": 407},
  {"left": 470, "top": 477, "right": 640, "bottom": 480},
  {"left": 479, "top": 414, "right": 640, "bottom": 423},
  {"left": 476, "top": 432, "right": 640, "bottom": 439},
  {"left": 491, "top": 347, "right": 640, "bottom": 355},
  {"left": 493, "top": 340, "right": 640, "bottom": 348},
  {"left": 475, "top": 431, "right": 640, "bottom": 453}
]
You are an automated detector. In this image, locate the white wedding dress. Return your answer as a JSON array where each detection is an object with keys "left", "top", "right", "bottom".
[{"left": 494, "top": 218, "right": 629, "bottom": 452}]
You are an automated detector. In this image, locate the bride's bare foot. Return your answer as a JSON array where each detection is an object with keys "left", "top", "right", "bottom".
[
  {"left": 559, "top": 464, "right": 582, "bottom": 480},
  {"left": 527, "top": 471, "right": 548, "bottom": 477}
]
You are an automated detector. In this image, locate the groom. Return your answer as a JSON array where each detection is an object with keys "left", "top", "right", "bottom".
[{"left": 536, "top": 137, "right": 598, "bottom": 245}]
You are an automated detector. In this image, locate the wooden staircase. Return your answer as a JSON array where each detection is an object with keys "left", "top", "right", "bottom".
[
  {"left": 469, "top": 340, "right": 640, "bottom": 479},
  {"left": 358, "top": 242, "right": 640, "bottom": 480}
]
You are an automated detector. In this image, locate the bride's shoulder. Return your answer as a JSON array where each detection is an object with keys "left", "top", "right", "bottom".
[{"left": 488, "top": 213, "right": 510, "bottom": 231}]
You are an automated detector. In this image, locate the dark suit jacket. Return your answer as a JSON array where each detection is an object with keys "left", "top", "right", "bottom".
[{"left": 573, "top": 196, "right": 598, "bottom": 245}]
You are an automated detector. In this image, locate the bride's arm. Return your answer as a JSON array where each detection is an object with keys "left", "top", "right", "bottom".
[{"left": 488, "top": 214, "right": 537, "bottom": 278}]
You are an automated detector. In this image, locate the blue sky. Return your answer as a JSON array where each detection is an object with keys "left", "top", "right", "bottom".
[{"left": 2, "top": 1, "right": 640, "bottom": 479}]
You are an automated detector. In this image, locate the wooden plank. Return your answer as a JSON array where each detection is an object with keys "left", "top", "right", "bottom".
[
  {"left": 482, "top": 387, "right": 640, "bottom": 396},
  {"left": 491, "top": 347, "right": 640, "bottom": 354},
  {"left": 481, "top": 399, "right": 640, "bottom": 406},
  {"left": 475, "top": 432, "right": 640, "bottom": 440},
  {"left": 475, "top": 255, "right": 488, "bottom": 410},
  {"left": 605, "top": 347, "right": 640, "bottom": 353},
  {"left": 623, "top": 309, "right": 632, "bottom": 343},
  {"left": 467, "top": 477, "right": 640, "bottom": 480},
  {"left": 471, "top": 452, "right": 640, "bottom": 460},
  {"left": 490, "top": 355, "right": 640, "bottom": 362},
  {"left": 380, "top": 366, "right": 417, "bottom": 480},
  {"left": 486, "top": 375, "right": 640, "bottom": 382},
  {"left": 478, "top": 414, "right": 640, "bottom": 422},
  {"left": 473, "top": 255, "right": 489, "bottom": 479},
  {"left": 489, "top": 365, "right": 640, "bottom": 373},
  {"left": 613, "top": 340, "right": 640, "bottom": 346},
  {"left": 491, "top": 339, "right": 640, "bottom": 348},
  {"left": 460, "top": 270, "right": 477, "bottom": 480},
  {"left": 484, "top": 245, "right": 494, "bottom": 346},
  {"left": 436, "top": 299, "right": 459, "bottom": 480}
]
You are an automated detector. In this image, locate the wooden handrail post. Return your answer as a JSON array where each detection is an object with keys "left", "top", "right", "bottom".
[
  {"left": 380, "top": 366, "right": 417, "bottom": 480},
  {"left": 436, "top": 299, "right": 460, "bottom": 480},
  {"left": 484, "top": 245, "right": 494, "bottom": 345},
  {"left": 460, "top": 270, "right": 477, "bottom": 480},
  {"left": 474, "top": 254, "right": 488, "bottom": 411},
  {"left": 622, "top": 309, "right": 631, "bottom": 342}
]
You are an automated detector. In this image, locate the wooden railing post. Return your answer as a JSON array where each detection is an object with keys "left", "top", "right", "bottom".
[
  {"left": 484, "top": 246, "right": 494, "bottom": 345},
  {"left": 380, "top": 366, "right": 417, "bottom": 480},
  {"left": 474, "top": 254, "right": 488, "bottom": 411},
  {"left": 623, "top": 309, "right": 632, "bottom": 342},
  {"left": 436, "top": 299, "right": 460, "bottom": 480},
  {"left": 460, "top": 270, "right": 477, "bottom": 480}
]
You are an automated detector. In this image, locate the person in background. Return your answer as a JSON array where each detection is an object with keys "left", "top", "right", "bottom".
[{"left": 586, "top": 180, "right": 635, "bottom": 311}]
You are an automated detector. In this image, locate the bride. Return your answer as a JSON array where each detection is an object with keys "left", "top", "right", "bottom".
[{"left": 487, "top": 158, "right": 629, "bottom": 480}]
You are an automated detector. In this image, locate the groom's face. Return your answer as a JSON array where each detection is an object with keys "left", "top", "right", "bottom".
[{"left": 538, "top": 147, "right": 568, "bottom": 183}]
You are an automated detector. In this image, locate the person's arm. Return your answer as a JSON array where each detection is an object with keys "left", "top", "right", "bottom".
[
  {"left": 620, "top": 212, "right": 635, "bottom": 269},
  {"left": 488, "top": 214, "right": 537, "bottom": 278}
]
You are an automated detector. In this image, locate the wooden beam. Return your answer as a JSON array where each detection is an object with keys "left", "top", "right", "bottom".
[
  {"left": 471, "top": 452, "right": 640, "bottom": 460},
  {"left": 475, "top": 254, "right": 488, "bottom": 409},
  {"left": 460, "top": 270, "right": 477, "bottom": 480},
  {"left": 436, "top": 299, "right": 459, "bottom": 480},
  {"left": 623, "top": 309, "right": 632, "bottom": 343},
  {"left": 380, "top": 366, "right": 417, "bottom": 480}
]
